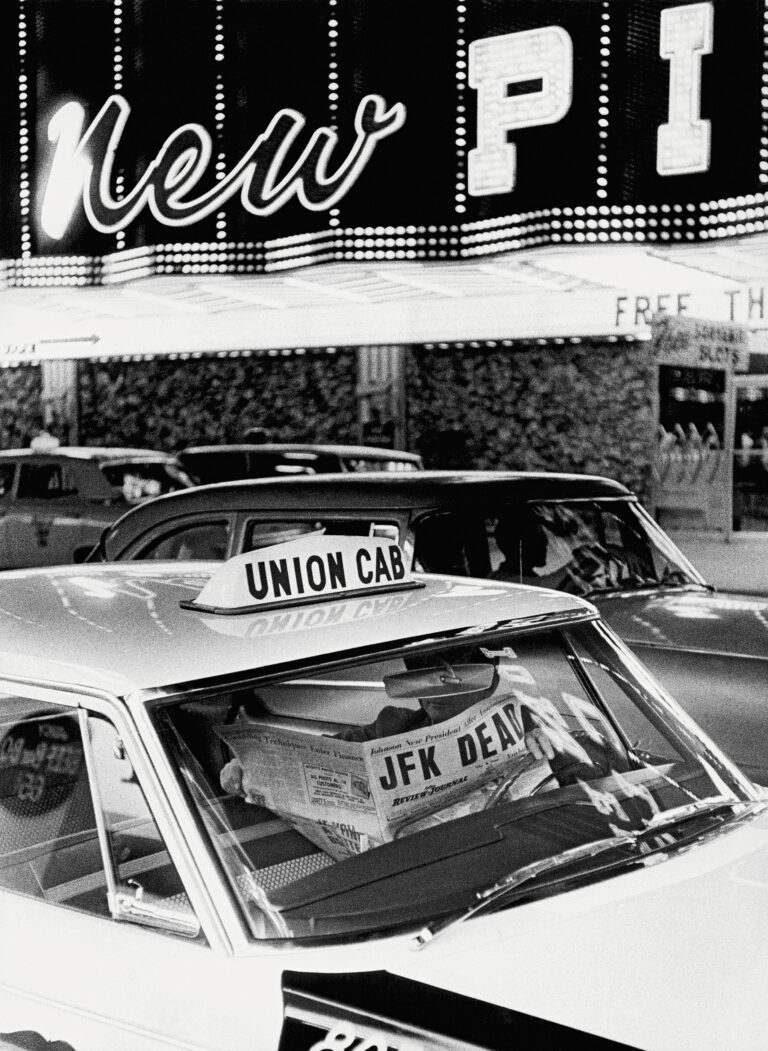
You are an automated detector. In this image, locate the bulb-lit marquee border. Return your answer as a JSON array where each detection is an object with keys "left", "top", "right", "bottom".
[{"left": 3, "top": 0, "right": 768, "bottom": 288}]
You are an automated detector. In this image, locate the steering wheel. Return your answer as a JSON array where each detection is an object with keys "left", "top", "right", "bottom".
[
  {"left": 560, "top": 543, "right": 613, "bottom": 594},
  {"left": 484, "top": 730, "right": 619, "bottom": 809},
  {"left": 483, "top": 761, "right": 559, "bottom": 809}
]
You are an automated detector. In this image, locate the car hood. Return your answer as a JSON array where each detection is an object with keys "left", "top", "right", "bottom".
[
  {"left": 383, "top": 804, "right": 768, "bottom": 1050},
  {"left": 595, "top": 587, "right": 768, "bottom": 658}
]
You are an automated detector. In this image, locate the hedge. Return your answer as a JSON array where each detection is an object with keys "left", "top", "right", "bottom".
[
  {"left": 78, "top": 350, "right": 358, "bottom": 449},
  {"left": 406, "top": 341, "right": 655, "bottom": 497}
]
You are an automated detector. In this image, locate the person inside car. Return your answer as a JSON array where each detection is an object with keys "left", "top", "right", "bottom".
[{"left": 218, "top": 650, "right": 597, "bottom": 798}]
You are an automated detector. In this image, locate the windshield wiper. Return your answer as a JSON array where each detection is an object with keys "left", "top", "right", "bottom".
[
  {"left": 411, "top": 832, "right": 637, "bottom": 950},
  {"left": 640, "top": 797, "right": 751, "bottom": 834},
  {"left": 411, "top": 798, "right": 765, "bottom": 951}
]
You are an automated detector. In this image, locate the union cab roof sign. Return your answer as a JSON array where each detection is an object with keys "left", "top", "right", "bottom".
[{"left": 182, "top": 535, "right": 421, "bottom": 615}]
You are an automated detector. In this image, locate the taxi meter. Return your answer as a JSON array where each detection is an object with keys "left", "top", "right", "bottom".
[{"left": 182, "top": 534, "right": 421, "bottom": 614}]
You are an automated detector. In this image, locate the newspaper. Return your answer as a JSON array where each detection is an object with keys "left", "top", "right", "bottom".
[{"left": 218, "top": 692, "right": 548, "bottom": 860}]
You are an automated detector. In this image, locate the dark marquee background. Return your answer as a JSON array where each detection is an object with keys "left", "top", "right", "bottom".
[{"left": 0, "top": 0, "right": 764, "bottom": 283}]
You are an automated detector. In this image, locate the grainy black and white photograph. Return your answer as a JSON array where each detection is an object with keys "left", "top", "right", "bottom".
[{"left": 0, "top": 1, "right": 767, "bottom": 1049}]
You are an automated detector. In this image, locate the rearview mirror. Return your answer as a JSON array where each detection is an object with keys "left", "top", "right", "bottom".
[{"left": 384, "top": 662, "right": 495, "bottom": 699}]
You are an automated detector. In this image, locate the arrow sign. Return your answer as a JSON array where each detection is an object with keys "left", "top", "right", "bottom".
[{"left": 38, "top": 334, "right": 101, "bottom": 345}]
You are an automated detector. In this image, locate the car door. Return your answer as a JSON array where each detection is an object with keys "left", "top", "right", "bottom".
[
  {"left": 0, "top": 461, "right": 18, "bottom": 567},
  {"left": 0, "top": 694, "right": 286, "bottom": 1051},
  {"left": 8, "top": 459, "right": 88, "bottom": 567}
]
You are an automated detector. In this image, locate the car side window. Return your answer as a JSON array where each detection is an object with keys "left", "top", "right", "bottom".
[
  {"left": 413, "top": 512, "right": 492, "bottom": 577},
  {"left": 243, "top": 518, "right": 375, "bottom": 552},
  {"left": 16, "top": 463, "right": 67, "bottom": 499},
  {"left": 139, "top": 521, "right": 230, "bottom": 560},
  {"left": 0, "top": 464, "right": 16, "bottom": 497},
  {"left": 0, "top": 700, "right": 201, "bottom": 939}
]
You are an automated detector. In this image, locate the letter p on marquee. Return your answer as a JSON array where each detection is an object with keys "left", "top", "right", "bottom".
[{"left": 467, "top": 27, "right": 573, "bottom": 197}]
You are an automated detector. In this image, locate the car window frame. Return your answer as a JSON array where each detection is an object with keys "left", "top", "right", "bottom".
[
  {"left": 120, "top": 514, "right": 239, "bottom": 561},
  {"left": 0, "top": 679, "right": 235, "bottom": 951},
  {"left": 134, "top": 518, "right": 233, "bottom": 561}
]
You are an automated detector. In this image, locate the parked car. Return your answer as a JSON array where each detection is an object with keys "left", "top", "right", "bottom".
[
  {"left": 177, "top": 442, "right": 423, "bottom": 484},
  {"left": 0, "top": 446, "right": 194, "bottom": 568},
  {"left": 92, "top": 470, "right": 768, "bottom": 784},
  {"left": 0, "top": 534, "right": 766, "bottom": 1051}
]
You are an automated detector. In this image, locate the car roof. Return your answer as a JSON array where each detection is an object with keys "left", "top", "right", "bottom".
[
  {"left": 0, "top": 447, "right": 179, "bottom": 462},
  {"left": 102, "top": 470, "right": 633, "bottom": 554},
  {"left": 180, "top": 443, "right": 423, "bottom": 462},
  {"left": 0, "top": 562, "right": 593, "bottom": 697}
]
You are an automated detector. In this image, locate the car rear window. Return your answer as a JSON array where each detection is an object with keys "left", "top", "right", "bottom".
[
  {"left": 179, "top": 451, "right": 341, "bottom": 484},
  {"left": 16, "top": 463, "right": 69, "bottom": 499},
  {"left": 341, "top": 457, "right": 421, "bottom": 472},
  {"left": 243, "top": 518, "right": 393, "bottom": 553},
  {"left": 99, "top": 461, "right": 193, "bottom": 505}
]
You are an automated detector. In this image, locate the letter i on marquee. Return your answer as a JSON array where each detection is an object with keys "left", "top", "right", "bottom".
[{"left": 657, "top": 2, "right": 713, "bottom": 175}]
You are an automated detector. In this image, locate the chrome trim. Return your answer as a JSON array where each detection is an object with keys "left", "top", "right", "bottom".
[
  {"left": 629, "top": 640, "right": 768, "bottom": 663},
  {"left": 527, "top": 495, "right": 633, "bottom": 505},
  {"left": 77, "top": 706, "right": 120, "bottom": 910},
  {"left": 285, "top": 996, "right": 494, "bottom": 1051}
]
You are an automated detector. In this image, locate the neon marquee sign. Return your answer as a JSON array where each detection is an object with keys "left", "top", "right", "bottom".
[
  {"left": 41, "top": 93, "right": 406, "bottom": 239},
  {"left": 40, "top": 3, "right": 713, "bottom": 241},
  {"left": 2, "top": 0, "right": 763, "bottom": 278}
]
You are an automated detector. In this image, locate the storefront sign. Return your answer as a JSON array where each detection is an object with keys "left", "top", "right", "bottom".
[
  {"left": 616, "top": 288, "right": 768, "bottom": 328},
  {"left": 0, "top": 0, "right": 765, "bottom": 283},
  {"left": 652, "top": 314, "right": 749, "bottom": 372}
]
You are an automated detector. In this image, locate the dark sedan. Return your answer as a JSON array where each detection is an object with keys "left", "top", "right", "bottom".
[
  {"left": 91, "top": 470, "right": 768, "bottom": 783},
  {"left": 177, "top": 443, "right": 423, "bottom": 484}
]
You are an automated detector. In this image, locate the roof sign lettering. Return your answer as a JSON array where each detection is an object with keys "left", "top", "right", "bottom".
[{"left": 182, "top": 535, "right": 420, "bottom": 615}]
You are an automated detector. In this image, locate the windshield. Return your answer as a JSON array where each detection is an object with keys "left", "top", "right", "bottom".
[
  {"left": 153, "top": 619, "right": 756, "bottom": 943},
  {"left": 415, "top": 499, "right": 702, "bottom": 594},
  {"left": 99, "top": 461, "right": 194, "bottom": 505}
]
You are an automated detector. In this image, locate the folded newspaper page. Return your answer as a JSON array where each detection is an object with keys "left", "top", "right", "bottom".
[{"left": 218, "top": 692, "right": 549, "bottom": 860}]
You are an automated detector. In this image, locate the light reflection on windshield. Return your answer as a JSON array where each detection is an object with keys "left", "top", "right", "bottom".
[{"left": 155, "top": 621, "right": 757, "bottom": 942}]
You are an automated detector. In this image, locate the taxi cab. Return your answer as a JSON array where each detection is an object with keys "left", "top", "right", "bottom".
[
  {"left": 0, "top": 443, "right": 193, "bottom": 568},
  {"left": 1, "top": 535, "right": 767, "bottom": 1051}
]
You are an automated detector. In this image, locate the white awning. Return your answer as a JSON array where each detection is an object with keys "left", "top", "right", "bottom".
[{"left": 4, "top": 237, "right": 768, "bottom": 362}]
